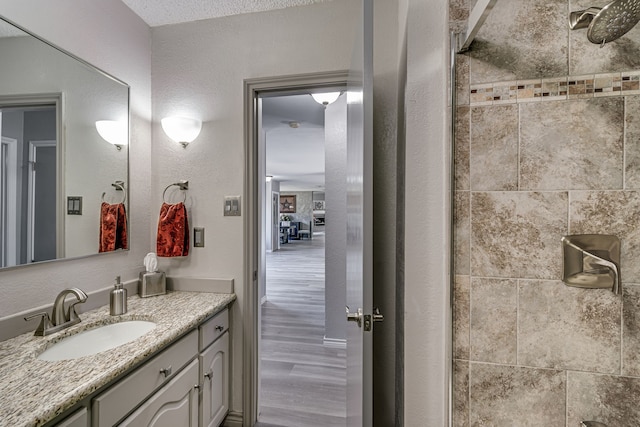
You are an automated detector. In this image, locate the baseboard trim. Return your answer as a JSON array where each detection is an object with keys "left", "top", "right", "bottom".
[
  {"left": 323, "top": 336, "right": 347, "bottom": 348},
  {"left": 222, "top": 410, "right": 243, "bottom": 427}
]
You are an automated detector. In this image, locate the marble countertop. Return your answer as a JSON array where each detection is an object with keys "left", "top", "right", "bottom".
[{"left": 0, "top": 291, "right": 236, "bottom": 427}]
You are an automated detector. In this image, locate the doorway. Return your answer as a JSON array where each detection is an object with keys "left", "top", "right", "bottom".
[
  {"left": 243, "top": 71, "right": 349, "bottom": 426},
  {"left": 0, "top": 102, "right": 59, "bottom": 267},
  {"left": 258, "top": 90, "right": 348, "bottom": 426}
]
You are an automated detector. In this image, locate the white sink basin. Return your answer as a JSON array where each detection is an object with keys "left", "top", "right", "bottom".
[{"left": 38, "top": 320, "right": 156, "bottom": 361}]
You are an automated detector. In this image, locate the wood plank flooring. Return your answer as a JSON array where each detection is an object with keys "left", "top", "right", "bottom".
[{"left": 258, "top": 232, "right": 346, "bottom": 427}]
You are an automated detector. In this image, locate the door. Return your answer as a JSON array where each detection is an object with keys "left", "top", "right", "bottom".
[
  {"left": 200, "top": 332, "right": 229, "bottom": 427},
  {"left": 345, "top": 0, "right": 375, "bottom": 426},
  {"left": 27, "top": 140, "right": 57, "bottom": 263}
]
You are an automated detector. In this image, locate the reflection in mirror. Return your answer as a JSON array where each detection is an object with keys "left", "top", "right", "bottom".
[{"left": 0, "top": 16, "right": 129, "bottom": 269}]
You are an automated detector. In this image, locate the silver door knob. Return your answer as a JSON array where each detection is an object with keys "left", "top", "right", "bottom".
[{"left": 346, "top": 306, "right": 363, "bottom": 327}]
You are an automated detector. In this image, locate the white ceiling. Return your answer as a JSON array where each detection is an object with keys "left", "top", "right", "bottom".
[
  {"left": 263, "top": 94, "right": 327, "bottom": 192},
  {"left": 120, "top": 0, "right": 334, "bottom": 27}
]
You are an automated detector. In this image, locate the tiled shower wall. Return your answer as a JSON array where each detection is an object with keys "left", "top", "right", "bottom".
[{"left": 452, "top": 0, "right": 640, "bottom": 426}]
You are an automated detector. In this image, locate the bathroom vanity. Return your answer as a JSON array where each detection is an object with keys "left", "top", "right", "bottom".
[{"left": 0, "top": 291, "right": 235, "bottom": 427}]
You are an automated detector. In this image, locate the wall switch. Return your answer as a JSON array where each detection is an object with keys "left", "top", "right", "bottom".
[
  {"left": 224, "top": 196, "right": 241, "bottom": 216},
  {"left": 194, "top": 227, "right": 205, "bottom": 247},
  {"left": 67, "top": 196, "right": 83, "bottom": 215}
]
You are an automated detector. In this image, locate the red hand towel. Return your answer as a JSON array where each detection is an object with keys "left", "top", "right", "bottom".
[
  {"left": 156, "top": 202, "right": 189, "bottom": 257},
  {"left": 99, "top": 202, "right": 128, "bottom": 252}
]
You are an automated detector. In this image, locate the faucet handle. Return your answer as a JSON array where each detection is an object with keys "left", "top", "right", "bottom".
[
  {"left": 24, "top": 312, "right": 53, "bottom": 336},
  {"left": 67, "top": 301, "right": 83, "bottom": 322}
]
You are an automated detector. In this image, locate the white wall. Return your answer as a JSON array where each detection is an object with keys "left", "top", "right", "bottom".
[
  {"left": 150, "top": 0, "right": 359, "bottom": 415},
  {"left": 0, "top": 2, "right": 152, "bottom": 319},
  {"left": 402, "top": 0, "right": 451, "bottom": 425}
]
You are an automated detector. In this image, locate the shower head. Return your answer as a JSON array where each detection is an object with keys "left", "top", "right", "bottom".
[{"left": 570, "top": 0, "right": 640, "bottom": 45}]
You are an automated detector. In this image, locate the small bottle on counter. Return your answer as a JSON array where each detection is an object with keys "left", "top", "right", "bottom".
[{"left": 110, "top": 276, "right": 127, "bottom": 315}]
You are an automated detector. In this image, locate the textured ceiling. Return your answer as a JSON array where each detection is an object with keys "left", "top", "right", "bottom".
[{"left": 120, "top": 0, "right": 333, "bottom": 26}]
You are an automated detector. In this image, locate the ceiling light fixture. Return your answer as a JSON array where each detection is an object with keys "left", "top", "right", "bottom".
[
  {"left": 310, "top": 92, "right": 341, "bottom": 106},
  {"left": 161, "top": 116, "right": 202, "bottom": 148},
  {"left": 96, "top": 120, "right": 128, "bottom": 150}
]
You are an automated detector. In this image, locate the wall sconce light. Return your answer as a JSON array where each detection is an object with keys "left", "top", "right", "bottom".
[
  {"left": 161, "top": 116, "right": 202, "bottom": 148},
  {"left": 310, "top": 92, "right": 341, "bottom": 106},
  {"left": 96, "top": 120, "right": 128, "bottom": 150}
]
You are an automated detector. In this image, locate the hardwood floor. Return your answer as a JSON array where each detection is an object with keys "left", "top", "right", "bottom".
[{"left": 258, "top": 232, "right": 346, "bottom": 427}]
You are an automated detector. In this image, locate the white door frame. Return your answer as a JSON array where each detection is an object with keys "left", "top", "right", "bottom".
[
  {"left": 0, "top": 94, "right": 64, "bottom": 263},
  {"left": 243, "top": 70, "right": 349, "bottom": 426}
]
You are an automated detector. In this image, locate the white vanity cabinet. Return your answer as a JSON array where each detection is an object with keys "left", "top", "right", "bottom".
[
  {"left": 119, "top": 359, "right": 199, "bottom": 427},
  {"left": 84, "top": 308, "right": 230, "bottom": 427},
  {"left": 92, "top": 330, "right": 198, "bottom": 426},
  {"left": 198, "top": 309, "right": 229, "bottom": 427}
]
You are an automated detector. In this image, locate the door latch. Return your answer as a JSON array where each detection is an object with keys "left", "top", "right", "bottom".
[
  {"left": 346, "top": 306, "right": 363, "bottom": 327},
  {"left": 346, "top": 306, "right": 384, "bottom": 331}
]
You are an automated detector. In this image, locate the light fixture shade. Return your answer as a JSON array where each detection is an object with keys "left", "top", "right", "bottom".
[
  {"left": 96, "top": 120, "right": 128, "bottom": 150},
  {"left": 161, "top": 116, "right": 202, "bottom": 148},
  {"left": 311, "top": 92, "right": 341, "bottom": 106}
]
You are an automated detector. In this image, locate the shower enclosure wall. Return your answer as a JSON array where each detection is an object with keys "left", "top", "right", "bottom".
[{"left": 451, "top": 0, "right": 640, "bottom": 425}]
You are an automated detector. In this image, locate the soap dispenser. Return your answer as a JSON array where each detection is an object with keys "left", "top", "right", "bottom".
[{"left": 110, "top": 276, "right": 127, "bottom": 315}]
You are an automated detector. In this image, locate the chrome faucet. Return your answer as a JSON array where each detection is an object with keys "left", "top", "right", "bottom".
[{"left": 24, "top": 288, "right": 88, "bottom": 336}]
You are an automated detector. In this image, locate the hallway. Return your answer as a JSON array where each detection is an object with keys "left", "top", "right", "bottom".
[{"left": 258, "top": 232, "right": 346, "bottom": 427}]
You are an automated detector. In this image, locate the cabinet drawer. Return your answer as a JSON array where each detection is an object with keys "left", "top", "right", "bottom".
[
  {"left": 92, "top": 329, "right": 198, "bottom": 426},
  {"left": 199, "top": 308, "right": 228, "bottom": 351},
  {"left": 56, "top": 407, "right": 87, "bottom": 427},
  {"left": 119, "top": 359, "right": 199, "bottom": 427}
]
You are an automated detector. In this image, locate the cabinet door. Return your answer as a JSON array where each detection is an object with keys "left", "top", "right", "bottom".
[
  {"left": 200, "top": 332, "right": 229, "bottom": 427},
  {"left": 119, "top": 359, "right": 199, "bottom": 427}
]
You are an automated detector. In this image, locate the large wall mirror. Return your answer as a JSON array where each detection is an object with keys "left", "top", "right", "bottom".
[{"left": 0, "top": 16, "right": 129, "bottom": 269}]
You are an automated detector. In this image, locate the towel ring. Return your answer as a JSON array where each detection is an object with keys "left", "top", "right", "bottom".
[
  {"left": 101, "top": 181, "right": 126, "bottom": 204},
  {"left": 163, "top": 180, "right": 189, "bottom": 204}
]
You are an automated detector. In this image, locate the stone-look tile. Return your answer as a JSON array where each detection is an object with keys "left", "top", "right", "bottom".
[
  {"left": 470, "top": 278, "right": 517, "bottom": 364},
  {"left": 625, "top": 96, "right": 640, "bottom": 189},
  {"left": 449, "top": 0, "right": 469, "bottom": 23},
  {"left": 623, "top": 285, "right": 640, "bottom": 376},
  {"left": 570, "top": 191, "right": 640, "bottom": 283},
  {"left": 519, "top": 280, "right": 621, "bottom": 374},
  {"left": 570, "top": 0, "right": 640, "bottom": 76},
  {"left": 470, "top": 192, "right": 568, "bottom": 279},
  {"left": 567, "top": 371, "right": 640, "bottom": 426},
  {"left": 469, "top": 363, "right": 565, "bottom": 426},
  {"left": 453, "top": 360, "right": 469, "bottom": 427},
  {"left": 455, "top": 106, "right": 470, "bottom": 190},
  {"left": 468, "top": 0, "right": 568, "bottom": 84},
  {"left": 454, "top": 191, "right": 470, "bottom": 275},
  {"left": 470, "top": 105, "right": 518, "bottom": 191},
  {"left": 454, "top": 275, "right": 470, "bottom": 360},
  {"left": 450, "top": 0, "right": 469, "bottom": 38},
  {"left": 520, "top": 98, "right": 624, "bottom": 190},
  {"left": 456, "top": 54, "right": 470, "bottom": 106}
]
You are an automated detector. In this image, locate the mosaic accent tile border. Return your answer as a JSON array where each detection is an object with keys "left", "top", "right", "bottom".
[{"left": 470, "top": 70, "right": 640, "bottom": 106}]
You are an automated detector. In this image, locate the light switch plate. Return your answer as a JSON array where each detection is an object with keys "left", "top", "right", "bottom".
[
  {"left": 67, "top": 196, "right": 83, "bottom": 215},
  {"left": 224, "top": 196, "right": 241, "bottom": 216},
  {"left": 194, "top": 227, "right": 205, "bottom": 247}
]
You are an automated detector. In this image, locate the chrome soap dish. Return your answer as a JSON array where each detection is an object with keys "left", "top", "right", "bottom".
[{"left": 561, "top": 234, "right": 621, "bottom": 295}]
